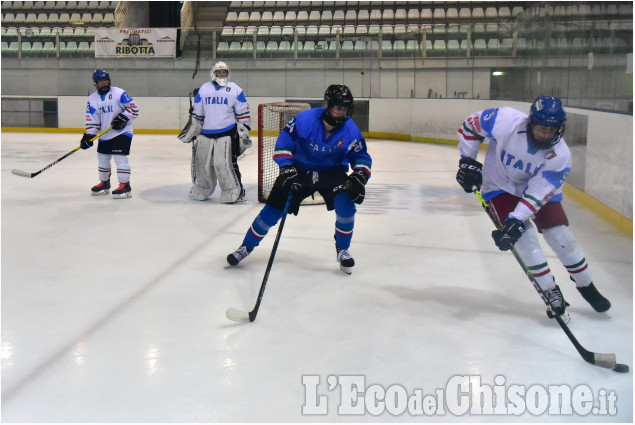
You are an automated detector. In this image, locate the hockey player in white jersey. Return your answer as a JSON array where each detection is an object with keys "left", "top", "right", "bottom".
[
  {"left": 178, "top": 61, "right": 252, "bottom": 203},
  {"left": 456, "top": 96, "right": 610, "bottom": 318},
  {"left": 82, "top": 69, "right": 139, "bottom": 198}
]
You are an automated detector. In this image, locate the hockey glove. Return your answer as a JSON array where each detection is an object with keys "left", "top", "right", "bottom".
[
  {"left": 456, "top": 157, "right": 483, "bottom": 193},
  {"left": 279, "top": 166, "right": 303, "bottom": 192},
  {"left": 80, "top": 133, "right": 94, "bottom": 150},
  {"left": 492, "top": 217, "right": 525, "bottom": 251},
  {"left": 111, "top": 113, "right": 129, "bottom": 130},
  {"left": 335, "top": 169, "right": 369, "bottom": 204}
]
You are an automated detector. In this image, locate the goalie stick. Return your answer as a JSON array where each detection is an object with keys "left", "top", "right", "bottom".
[
  {"left": 475, "top": 189, "right": 629, "bottom": 372},
  {"left": 11, "top": 127, "right": 112, "bottom": 179},
  {"left": 226, "top": 191, "right": 294, "bottom": 323}
]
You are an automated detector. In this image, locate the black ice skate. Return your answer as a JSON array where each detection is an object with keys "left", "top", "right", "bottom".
[
  {"left": 544, "top": 284, "right": 567, "bottom": 317},
  {"left": 227, "top": 245, "right": 251, "bottom": 266},
  {"left": 336, "top": 247, "right": 355, "bottom": 275},
  {"left": 577, "top": 282, "right": 611, "bottom": 312},
  {"left": 91, "top": 179, "right": 110, "bottom": 196},
  {"left": 112, "top": 182, "right": 132, "bottom": 199}
]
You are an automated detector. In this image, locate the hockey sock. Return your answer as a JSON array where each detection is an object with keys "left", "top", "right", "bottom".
[
  {"left": 243, "top": 204, "right": 284, "bottom": 250},
  {"left": 114, "top": 154, "right": 131, "bottom": 184},
  {"left": 334, "top": 192, "right": 356, "bottom": 250},
  {"left": 542, "top": 225, "right": 593, "bottom": 286},
  {"left": 514, "top": 223, "right": 556, "bottom": 291}
]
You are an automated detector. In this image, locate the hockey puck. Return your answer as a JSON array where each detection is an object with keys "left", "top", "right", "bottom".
[{"left": 613, "top": 363, "right": 629, "bottom": 373}]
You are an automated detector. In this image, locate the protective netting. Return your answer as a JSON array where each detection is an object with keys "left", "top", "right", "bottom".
[{"left": 258, "top": 102, "right": 324, "bottom": 205}]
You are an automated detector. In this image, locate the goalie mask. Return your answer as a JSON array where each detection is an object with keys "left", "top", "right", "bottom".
[
  {"left": 92, "top": 69, "right": 111, "bottom": 95},
  {"left": 211, "top": 61, "right": 230, "bottom": 87},
  {"left": 323, "top": 84, "right": 354, "bottom": 127},
  {"left": 528, "top": 96, "right": 566, "bottom": 148}
]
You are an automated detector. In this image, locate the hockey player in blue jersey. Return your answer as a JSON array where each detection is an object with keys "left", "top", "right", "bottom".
[
  {"left": 456, "top": 96, "right": 611, "bottom": 317},
  {"left": 227, "top": 84, "right": 372, "bottom": 274}
]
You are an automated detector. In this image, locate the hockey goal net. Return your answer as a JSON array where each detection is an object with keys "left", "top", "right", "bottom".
[{"left": 258, "top": 102, "right": 324, "bottom": 204}]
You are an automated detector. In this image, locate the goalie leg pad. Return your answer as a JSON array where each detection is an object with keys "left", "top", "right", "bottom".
[
  {"left": 189, "top": 136, "right": 216, "bottom": 201},
  {"left": 212, "top": 136, "right": 242, "bottom": 203}
]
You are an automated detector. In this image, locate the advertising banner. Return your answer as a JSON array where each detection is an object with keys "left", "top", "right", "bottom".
[{"left": 94, "top": 28, "right": 177, "bottom": 58}]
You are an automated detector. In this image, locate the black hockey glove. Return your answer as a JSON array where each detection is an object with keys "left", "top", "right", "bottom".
[
  {"left": 80, "top": 133, "right": 94, "bottom": 150},
  {"left": 279, "top": 166, "right": 303, "bottom": 192},
  {"left": 492, "top": 217, "right": 525, "bottom": 251},
  {"left": 111, "top": 113, "right": 129, "bottom": 130},
  {"left": 335, "top": 169, "right": 369, "bottom": 204},
  {"left": 456, "top": 157, "right": 483, "bottom": 193}
]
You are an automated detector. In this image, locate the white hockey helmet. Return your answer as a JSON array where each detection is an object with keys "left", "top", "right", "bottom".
[{"left": 211, "top": 61, "right": 230, "bottom": 86}]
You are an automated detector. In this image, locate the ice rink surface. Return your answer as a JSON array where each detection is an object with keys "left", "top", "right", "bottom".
[{"left": 1, "top": 132, "right": 632, "bottom": 422}]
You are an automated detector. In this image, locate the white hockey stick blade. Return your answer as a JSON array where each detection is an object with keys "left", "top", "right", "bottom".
[
  {"left": 11, "top": 169, "right": 33, "bottom": 178},
  {"left": 226, "top": 307, "right": 251, "bottom": 323}
]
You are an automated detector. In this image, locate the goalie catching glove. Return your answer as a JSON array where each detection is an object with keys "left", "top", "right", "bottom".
[
  {"left": 178, "top": 116, "right": 203, "bottom": 144},
  {"left": 456, "top": 157, "right": 482, "bottom": 193},
  {"left": 492, "top": 217, "right": 525, "bottom": 251},
  {"left": 334, "top": 169, "right": 368, "bottom": 204},
  {"left": 111, "top": 113, "right": 129, "bottom": 130},
  {"left": 237, "top": 123, "right": 252, "bottom": 154}
]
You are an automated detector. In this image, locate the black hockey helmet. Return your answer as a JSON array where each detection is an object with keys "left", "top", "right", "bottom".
[{"left": 323, "top": 84, "right": 354, "bottom": 126}]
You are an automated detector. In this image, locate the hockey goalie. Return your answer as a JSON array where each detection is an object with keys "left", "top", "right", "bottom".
[{"left": 178, "top": 61, "right": 252, "bottom": 203}]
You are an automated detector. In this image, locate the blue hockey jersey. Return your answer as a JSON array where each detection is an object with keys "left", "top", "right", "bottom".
[{"left": 273, "top": 107, "right": 372, "bottom": 176}]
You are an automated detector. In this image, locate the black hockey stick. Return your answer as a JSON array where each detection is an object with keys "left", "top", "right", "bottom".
[
  {"left": 11, "top": 127, "right": 112, "bottom": 178},
  {"left": 226, "top": 191, "right": 294, "bottom": 323},
  {"left": 475, "top": 189, "right": 629, "bottom": 372}
]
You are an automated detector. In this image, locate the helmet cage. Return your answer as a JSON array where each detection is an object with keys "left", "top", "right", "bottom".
[{"left": 211, "top": 61, "right": 230, "bottom": 86}]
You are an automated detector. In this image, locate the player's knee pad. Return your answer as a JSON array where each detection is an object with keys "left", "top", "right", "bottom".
[
  {"left": 542, "top": 225, "right": 578, "bottom": 254},
  {"left": 334, "top": 192, "right": 356, "bottom": 218},
  {"left": 97, "top": 152, "right": 112, "bottom": 168}
]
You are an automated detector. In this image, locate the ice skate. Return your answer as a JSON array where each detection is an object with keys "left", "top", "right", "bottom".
[
  {"left": 112, "top": 182, "right": 132, "bottom": 199},
  {"left": 577, "top": 282, "right": 611, "bottom": 312},
  {"left": 544, "top": 284, "right": 567, "bottom": 317},
  {"left": 227, "top": 245, "right": 251, "bottom": 266},
  {"left": 336, "top": 247, "right": 355, "bottom": 275},
  {"left": 91, "top": 179, "right": 110, "bottom": 196},
  {"left": 236, "top": 188, "right": 247, "bottom": 203}
]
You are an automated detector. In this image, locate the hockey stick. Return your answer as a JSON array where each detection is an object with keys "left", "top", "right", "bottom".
[
  {"left": 11, "top": 127, "right": 112, "bottom": 178},
  {"left": 475, "top": 189, "right": 629, "bottom": 372},
  {"left": 226, "top": 191, "right": 294, "bottom": 323}
]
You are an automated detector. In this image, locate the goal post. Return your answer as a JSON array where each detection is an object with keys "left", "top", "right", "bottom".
[{"left": 258, "top": 102, "right": 324, "bottom": 205}]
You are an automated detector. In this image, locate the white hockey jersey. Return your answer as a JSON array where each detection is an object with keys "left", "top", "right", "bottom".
[
  {"left": 85, "top": 86, "right": 139, "bottom": 141},
  {"left": 191, "top": 81, "right": 251, "bottom": 135},
  {"left": 458, "top": 107, "right": 572, "bottom": 222}
]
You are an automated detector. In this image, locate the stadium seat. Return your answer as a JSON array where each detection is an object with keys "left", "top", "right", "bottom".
[
  {"left": 296, "top": 10, "right": 308, "bottom": 23},
  {"left": 446, "top": 8, "right": 459, "bottom": 19},
  {"left": 472, "top": 8, "right": 485, "bottom": 18},
  {"left": 322, "top": 10, "right": 333, "bottom": 23},
  {"left": 458, "top": 7, "right": 471, "bottom": 19},
  {"left": 261, "top": 11, "right": 273, "bottom": 24},
  {"left": 446, "top": 39, "right": 460, "bottom": 56},
  {"left": 369, "top": 9, "right": 381, "bottom": 22},
  {"left": 382, "top": 9, "right": 394, "bottom": 23},
  {"left": 473, "top": 39, "right": 487, "bottom": 55},
  {"left": 277, "top": 40, "right": 291, "bottom": 54},
  {"left": 249, "top": 11, "right": 260, "bottom": 23},
  {"left": 407, "top": 8, "right": 419, "bottom": 22},
  {"left": 380, "top": 39, "right": 392, "bottom": 56},
  {"left": 393, "top": 39, "right": 406, "bottom": 55},
  {"left": 265, "top": 40, "right": 277, "bottom": 54},
  {"left": 433, "top": 8, "right": 444, "bottom": 19},
  {"left": 229, "top": 41, "right": 241, "bottom": 53},
  {"left": 269, "top": 25, "right": 281, "bottom": 36},
  {"left": 102, "top": 12, "right": 114, "bottom": 24},
  {"left": 357, "top": 10, "right": 369, "bottom": 23},
  {"left": 485, "top": 7, "right": 498, "bottom": 18},
  {"left": 333, "top": 10, "right": 345, "bottom": 23},
  {"left": 237, "top": 11, "right": 249, "bottom": 24},
  {"left": 61, "top": 40, "right": 78, "bottom": 55},
  {"left": 405, "top": 39, "right": 419, "bottom": 53},
  {"left": 487, "top": 38, "right": 501, "bottom": 55},
  {"left": 272, "top": 11, "right": 284, "bottom": 24},
  {"left": 501, "top": 38, "right": 513, "bottom": 55},
  {"left": 217, "top": 41, "right": 229, "bottom": 53},
  {"left": 77, "top": 40, "right": 91, "bottom": 55},
  {"left": 284, "top": 10, "right": 296, "bottom": 23},
  {"left": 341, "top": 39, "right": 354, "bottom": 55},
  {"left": 420, "top": 8, "right": 432, "bottom": 20},
  {"left": 42, "top": 40, "right": 56, "bottom": 56},
  {"left": 344, "top": 9, "right": 356, "bottom": 23}
]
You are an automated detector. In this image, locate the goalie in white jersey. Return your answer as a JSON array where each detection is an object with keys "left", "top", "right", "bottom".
[
  {"left": 82, "top": 69, "right": 139, "bottom": 198},
  {"left": 456, "top": 96, "right": 610, "bottom": 318},
  {"left": 178, "top": 61, "right": 252, "bottom": 203}
]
